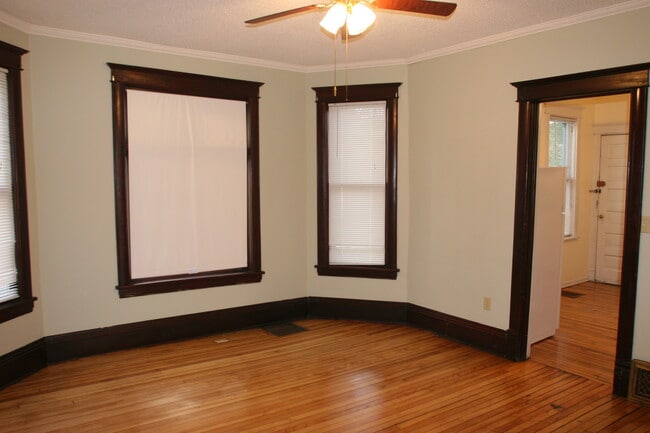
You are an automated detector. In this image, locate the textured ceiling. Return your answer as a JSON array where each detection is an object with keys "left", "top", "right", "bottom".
[{"left": 0, "top": 0, "right": 648, "bottom": 70}]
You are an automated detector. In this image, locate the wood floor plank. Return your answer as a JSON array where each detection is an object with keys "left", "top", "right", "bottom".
[
  {"left": 1, "top": 318, "right": 647, "bottom": 432},
  {"left": 531, "top": 282, "right": 621, "bottom": 385}
]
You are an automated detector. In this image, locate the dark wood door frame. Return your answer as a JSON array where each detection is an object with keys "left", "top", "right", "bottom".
[{"left": 508, "top": 63, "right": 649, "bottom": 396}]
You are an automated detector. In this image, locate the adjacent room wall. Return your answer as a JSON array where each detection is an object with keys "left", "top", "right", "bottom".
[
  {"left": 535, "top": 95, "right": 630, "bottom": 287},
  {"left": 594, "top": 98, "right": 630, "bottom": 126}
]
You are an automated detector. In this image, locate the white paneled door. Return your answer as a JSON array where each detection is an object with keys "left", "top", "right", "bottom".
[{"left": 594, "top": 134, "right": 629, "bottom": 285}]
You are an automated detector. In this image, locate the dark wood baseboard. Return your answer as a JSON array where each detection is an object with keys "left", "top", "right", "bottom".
[
  {"left": 0, "top": 338, "right": 47, "bottom": 389},
  {"left": 2, "top": 296, "right": 511, "bottom": 389},
  {"left": 308, "top": 297, "right": 408, "bottom": 323},
  {"left": 307, "top": 297, "right": 508, "bottom": 357},
  {"left": 46, "top": 298, "right": 308, "bottom": 363},
  {"left": 408, "top": 304, "right": 509, "bottom": 356},
  {"left": 614, "top": 359, "right": 631, "bottom": 396}
]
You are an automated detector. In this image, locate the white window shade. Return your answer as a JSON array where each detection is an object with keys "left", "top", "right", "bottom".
[
  {"left": 328, "top": 101, "right": 386, "bottom": 265},
  {"left": 548, "top": 117, "right": 577, "bottom": 237},
  {"left": 127, "top": 90, "right": 248, "bottom": 279},
  {"left": 0, "top": 69, "right": 18, "bottom": 303}
]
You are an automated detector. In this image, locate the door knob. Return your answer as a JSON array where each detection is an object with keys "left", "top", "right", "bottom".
[
  {"left": 589, "top": 188, "right": 602, "bottom": 193},
  {"left": 598, "top": 214, "right": 605, "bottom": 219}
]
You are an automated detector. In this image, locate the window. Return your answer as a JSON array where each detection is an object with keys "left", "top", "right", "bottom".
[
  {"left": 314, "top": 83, "right": 400, "bottom": 279},
  {"left": 0, "top": 41, "right": 33, "bottom": 324},
  {"left": 548, "top": 117, "right": 577, "bottom": 237},
  {"left": 109, "top": 64, "right": 263, "bottom": 298}
]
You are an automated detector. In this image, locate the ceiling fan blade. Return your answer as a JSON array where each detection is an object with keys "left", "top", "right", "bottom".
[
  {"left": 371, "top": 0, "right": 457, "bottom": 17},
  {"left": 245, "top": 4, "right": 326, "bottom": 24}
]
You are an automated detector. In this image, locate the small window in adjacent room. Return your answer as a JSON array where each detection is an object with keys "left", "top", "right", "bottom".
[
  {"left": 548, "top": 116, "right": 578, "bottom": 238},
  {"left": 0, "top": 41, "right": 33, "bottom": 324},
  {"left": 109, "top": 64, "right": 264, "bottom": 298},
  {"left": 314, "top": 83, "right": 400, "bottom": 279}
]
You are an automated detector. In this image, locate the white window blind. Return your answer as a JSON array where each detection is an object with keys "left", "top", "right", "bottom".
[
  {"left": 328, "top": 101, "right": 386, "bottom": 265},
  {"left": 0, "top": 68, "right": 18, "bottom": 303},
  {"left": 127, "top": 90, "right": 248, "bottom": 279}
]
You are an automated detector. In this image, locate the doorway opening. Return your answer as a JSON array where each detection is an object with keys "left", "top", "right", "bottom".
[
  {"left": 529, "top": 95, "right": 630, "bottom": 386},
  {"left": 508, "top": 63, "right": 649, "bottom": 397}
]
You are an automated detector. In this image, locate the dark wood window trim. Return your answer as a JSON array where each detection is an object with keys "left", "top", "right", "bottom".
[
  {"left": 509, "top": 63, "right": 649, "bottom": 397},
  {"left": 0, "top": 41, "right": 33, "bottom": 324},
  {"left": 313, "top": 83, "right": 401, "bottom": 279},
  {"left": 109, "top": 63, "right": 264, "bottom": 298}
]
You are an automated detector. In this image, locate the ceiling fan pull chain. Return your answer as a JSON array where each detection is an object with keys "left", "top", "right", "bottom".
[
  {"left": 345, "top": 24, "right": 350, "bottom": 102},
  {"left": 333, "top": 28, "right": 338, "bottom": 97}
]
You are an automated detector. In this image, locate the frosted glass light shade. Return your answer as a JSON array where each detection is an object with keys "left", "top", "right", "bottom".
[
  {"left": 347, "top": 3, "right": 376, "bottom": 36},
  {"left": 320, "top": 2, "right": 348, "bottom": 35}
]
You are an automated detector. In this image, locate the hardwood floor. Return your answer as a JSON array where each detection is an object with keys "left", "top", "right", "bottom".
[
  {"left": 531, "top": 281, "right": 620, "bottom": 385},
  {"left": 1, "top": 319, "right": 648, "bottom": 432}
]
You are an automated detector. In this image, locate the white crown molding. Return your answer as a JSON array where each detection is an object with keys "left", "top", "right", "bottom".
[
  {"left": 303, "top": 56, "right": 409, "bottom": 73},
  {"left": 0, "top": 9, "right": 305, "bottom": 73},
  {"left": 27, "top": 25, "right": 307, "bottom": 73},
  {"left": 406, "top": 0, "right": 650, "bottom": 65},
  {"left": 1, "top": 0, "right": 649, "bottom": 73}
]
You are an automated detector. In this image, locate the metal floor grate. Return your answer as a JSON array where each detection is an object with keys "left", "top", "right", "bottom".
[
  {"left": 262, "top": 322, "right": 307, "bottom": 337},
  {"left": 629, "top": 359, "right": 650, "bottom": 406}
]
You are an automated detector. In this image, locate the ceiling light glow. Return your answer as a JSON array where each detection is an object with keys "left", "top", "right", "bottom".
[{"left": 320, "top": 1, "right": 376, "bottom": 36}]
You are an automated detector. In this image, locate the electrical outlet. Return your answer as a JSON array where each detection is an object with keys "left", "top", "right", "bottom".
[
  {"left": 642, "top": 216, "right": 650, "bottom": 234},
  {"left": 483, "top": 297, "right": 491, "bottom": 311}
]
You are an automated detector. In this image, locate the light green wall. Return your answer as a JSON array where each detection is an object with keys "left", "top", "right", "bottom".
[
  {"left": 407, "top": 7, "right": 650, "bottom": 358},
  {"left": 408, "top": 47, "right": 518, "bottom": 329},
  {"left": 305, "top": 66, "right": 410, "bottom": 302},
  {"left": 27, "top": 36, "right": 307, "bottom": 337},
  {"left": 1, "top": 6, "right": 649, "bottom": 363},
  {"left": 0, "top": 22, "right": 45, "bottom": 355}
]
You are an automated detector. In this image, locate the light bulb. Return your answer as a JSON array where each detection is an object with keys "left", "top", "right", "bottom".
[
  {"left": 320, "top": 2, "right": 348, "bottom": 35},
  {"left": 346, "top": 2, "right": 376, "bottom": 36}
]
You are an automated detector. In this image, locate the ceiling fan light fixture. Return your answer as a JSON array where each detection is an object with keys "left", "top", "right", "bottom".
[
  {"left": 346, "top": 2, "right": 376, "bottom": 36},
  {"left": 320, "top": 2, "right": 348, "bottom": 35}
]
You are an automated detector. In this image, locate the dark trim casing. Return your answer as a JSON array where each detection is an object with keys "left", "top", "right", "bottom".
[
  {"left": 313, "top": 83, "right": 401, "bottom": 280},
  {"left": 108, "top": 63, "right": 264, "bottom": 298},
  {"left": 0, "top": 41, "right": 34, "bottom": 324},
  {"left": 510, "top": 63, "right": 649, "bottom": 396}
]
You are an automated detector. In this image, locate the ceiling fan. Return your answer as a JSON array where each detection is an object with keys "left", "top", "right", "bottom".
[{"left": 246, "top": 0, "right": 457, "bottom": 36}]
